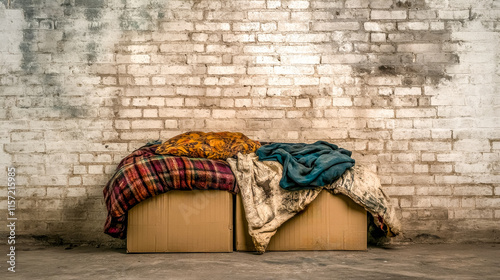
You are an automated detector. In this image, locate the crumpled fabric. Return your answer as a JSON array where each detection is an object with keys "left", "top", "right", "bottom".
[
  {"left": 227, "top": 153, "right": 401, "bottom": 253},
  {"left": 103, "top": 144, "right": 237, "bottom": 239},
  {"left": 155, "top": 131, "right": 261, "bottom": 160},
  {"left": 255, "top": 141, "right": 355, "bottom": 190},
  {"left": 328, "top": 166, "right": 401, "bottom": 238},
  {"left": 227, "top": 153, "right": 321, "bottom": 253}
]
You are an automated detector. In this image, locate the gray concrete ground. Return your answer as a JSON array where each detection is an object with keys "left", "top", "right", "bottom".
[{"left": 1, "top": 243, "right": 499, "bottom": 279}]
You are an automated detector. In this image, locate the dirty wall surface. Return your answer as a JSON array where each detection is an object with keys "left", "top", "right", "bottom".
[{"left": 0, "top": 0, "right": 499, "bottom": 245}]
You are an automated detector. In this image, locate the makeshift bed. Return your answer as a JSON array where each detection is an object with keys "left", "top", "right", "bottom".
[{"left": 103, "top": 131, "right": 401, "bottom": 253}]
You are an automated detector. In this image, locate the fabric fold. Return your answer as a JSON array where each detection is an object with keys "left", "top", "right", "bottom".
[
  {"left": 227, "top": 153, "right": 321, "bottom": 253},
  {"left": 103, "top": 144, "right": 237, "bottom": 239},
  {"left": 256, "top": 141, "right": 355, "bottom": 190},
  {"left": 228, "top": 152, "right": 401, "bottom": 253},
  {"left": 328, "top": 166, "right": 401, "bottom": 237}
]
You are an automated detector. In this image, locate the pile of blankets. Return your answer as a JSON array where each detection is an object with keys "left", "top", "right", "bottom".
[
  {"left": 228, "top": 141, "right": 400, "bottom": 253},
  {"left": 103, "top": 134, "right": 401, "bottom": 253},
  {"left": 103, "top": 143, "right": 237, "bottom": 239}
]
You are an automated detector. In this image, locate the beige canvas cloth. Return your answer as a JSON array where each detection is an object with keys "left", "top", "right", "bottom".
[{"left": 227, "top": 153, "right": 401, "bottom": 253}]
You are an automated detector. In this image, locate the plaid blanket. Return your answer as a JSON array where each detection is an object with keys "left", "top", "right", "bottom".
[{"left": 103, "top": 144, "right": 238, "bottom": 239}]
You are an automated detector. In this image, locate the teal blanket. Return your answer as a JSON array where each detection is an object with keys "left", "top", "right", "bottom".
[{"left": 255, "top": 141, "right": 355, "bottom": 190}]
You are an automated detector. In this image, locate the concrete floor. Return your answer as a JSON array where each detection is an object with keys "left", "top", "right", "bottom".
[{"left": 2, "top": 243, "right": 499, "bottom": 279}]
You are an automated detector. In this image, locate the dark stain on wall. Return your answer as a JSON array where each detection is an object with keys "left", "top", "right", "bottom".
[
  {"left": 119, "top": 2, "right": 163, "bottom": 31},
  {"left": 75, "top": 0, "right": 105, "bottom": 8},
  {"left": 350, "top": 6, "right": 459, "bottom": 95},
  {"left": 19, "top": 29, "right": 38, "bottom": 74}
]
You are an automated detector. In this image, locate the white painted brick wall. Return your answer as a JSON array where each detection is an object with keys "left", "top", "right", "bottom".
[{"left": 0, "top": 0, "right": 499, "bottom": 245}]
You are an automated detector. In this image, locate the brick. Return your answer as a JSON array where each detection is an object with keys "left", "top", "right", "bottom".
[
  {"left": 207, "top": 66, "right": 246, "bottom": 75},
  {"left": 285, "top": 33, "right": 331, "bottom": 42},
  {"left": 283, "top": 0, "right": 310, "bottom": 9},
  {"left": 322, "top": 54, "right": 367, "bottom": 64},
  {"left": 31, "top": 175, "right": 68, "bottom": 186},
  {"left": 212, "top": 109, "right": 236, "bottom": 119},
  {"left": 248, "top": 11, "right": 290, "bottom": 21},
  {"left": 371, "top": 33, "right": 386, "bottom": 42},
  {"left": 184, "top": 98, "right": 200, "bottom": 107},
  {"left": 397, "top": 44, "right": 441, "bottom": 53},
  {"left": 430, "top": 95, "right": 466, "bottom": 106},
  {"left": 88, "top": 165, "right": 103, "bottom": 175},
  {"left": 455, "top": 163, "right": 490, "bottom": 173},
  {"left": 454, "top": 186, "right": 493, "bottom": 196},
  {"left": 278, "top": 22, "right": 309, "bottom": 32},
  {"left": 176, "top": 87, "right": 206, "bottom": 96},
  {"left": 345, "top": 0, "right": 369, "bottom": 8},
  {"left": 233, "top": 22, "right": 260, "bottom": 31},
  {"left": 454, "top": 210, "right": 493, "bottom": 219},
  {"left": 410, "top": 142, "right": 452, "bottom": 151},
  {"left": 282, "top": 55, "right": 321, "bottom": 65},
  {"left": 274, "top": 66, "right": 314, "bottom": 75},
  {"left": 333, "top": 97, "right": 353, "bottom": 106},
  {"left": 395, "top": 87, "right": 422, "bottom": 96},
  {"left": 269, "top": 77, "right": 293, "bottom": 86},
  {"left": 312, "top": 22, "right": 360, "bottom": 31},
  {"left": 237, "top": 110, "right": 285, "bottom": 119},
  {"left": 364, "top": 22, "right": 397, "bottom": 32},
  {"left": 118, "top": 109, "right": 142, "bottom": 118},
  {"left": 235, "top": 99, "right": 252, "bottom": 107},
  {"left": 222, "top": 87, "right": 251, "bottom": 97},
  {"left": 409, "top": 10, "right": 437, "bottom": 19},
  {"left": 454, "top": 139, "right": 491, "bottom": 152},
  {"left": 165, "top": 98, "right": 184, "bottom": 107},
  {"left": 80, "top": 154, "right": 112, "bottom": 163},
  {"left": 160, "top": 44, "right": 204, "bottom": 53},
  {"left": 438, "top": 10, "right": 469, "bottom": 20},
  {"left": 317, "top": 65, "right": 352, "bottom": 75},
  {"left": 261, "top": 23, "right": 278, "bottom": 32},
  {"left": 371, "top": 10, "right": 407, "bottom": 20},
  {"left": 255, "top": 56, "right": 281, "bottom": 64},
  {"left": 398, "top": 22, "right": 430, "bottom": 31},
  {"left": 120, "top": 131, "right": 160, "bottom": 140},
  {"left": 222, "top": 34, "right": 255, "bottom": 42},
  {"left": 396, "top": 108, "right": 436, "bottom": 118},
  {"left": 206, "top": 11, "right": 245, "bottom": 20},
  {"left": 416, "top": 186, "right": 453, "bottom": 196},
  {"left": 131, "top": 120, "right": 164, "bottom": 129},
  {"left": 338, "top": 108, "right": 394, "bottom": 118},
  {"left": 159, "top": 108, "right": 210, "bottom": 118},
  {"left": 257, "top": 34, "right": 286, "bottom": 42},
  {"left": 476, "top": 198, "right": 500, "bottom": 208},
  {"left": 311, "top": 1, "right": 343, "bottom": 9},
  {"left": 205, "top": 119, "right": 247, "bottom": 129},
  {"left": 366, "top": 76, "right": 402, "bottom": 86},
  {"left": 295, "top": 77, "right": 319, "bottom": 85},
  {"left": 431, "top": 130, "right": 452, "bottom": 140},
  {"left": 243, "top": 45, "right": 275, "bottom": 53},
  {"left": 240, "top": 76, "right": 267, "bottom": 86},
  {"left": 161, "top": 21, "right": 194, "bottom": 31}
]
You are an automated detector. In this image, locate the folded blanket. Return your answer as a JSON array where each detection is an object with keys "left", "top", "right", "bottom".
[
  {"left": 103, "top": 144, "right": 237, "bottom": 239},
  {"left": 256, "top": 141, "right": 355, "bottom": 190},
  {"left": 228, "top": 153, "right": 401, "bottom": 253}
]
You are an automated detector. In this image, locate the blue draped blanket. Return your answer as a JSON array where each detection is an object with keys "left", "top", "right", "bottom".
[{"left": 255, "top": 141, "right": 355, "bottom": 190}]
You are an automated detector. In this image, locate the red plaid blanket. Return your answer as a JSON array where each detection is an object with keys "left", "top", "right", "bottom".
[{"left": 103, "top": 144, "right": 237, "bottom": 239}]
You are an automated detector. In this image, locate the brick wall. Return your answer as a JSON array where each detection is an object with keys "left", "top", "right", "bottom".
[{"left": 0, "top": 0, "right": 499, "bottom": 246}]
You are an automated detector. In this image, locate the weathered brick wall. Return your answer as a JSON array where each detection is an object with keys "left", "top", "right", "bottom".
[{"left": 1, "top": 0, "right": 499, "bottom": 246}]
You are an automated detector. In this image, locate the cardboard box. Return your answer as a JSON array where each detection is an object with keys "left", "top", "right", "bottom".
[
  {"left": 235, "top": 191, "right": 367, "bottom": 251},
  {"left": 127, "top": 190, "right": 233, "bottom": 253}
]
